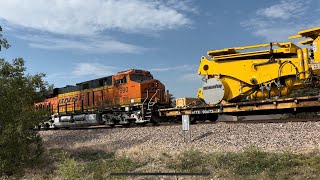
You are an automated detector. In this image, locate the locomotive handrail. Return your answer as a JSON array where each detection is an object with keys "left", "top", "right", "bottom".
[
  {"left": 148, "top": 89, "right": 160, "bottom": 109},
  {"left": 141, "top": 90, "right": 149, "bottom": 118}
]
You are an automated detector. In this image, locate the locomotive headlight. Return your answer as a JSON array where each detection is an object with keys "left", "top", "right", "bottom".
[
  {"left": 130, "top": 99, "right": 135, "bottom": 103},
  {"left": 155, "top": 81, "right": 158, "bottom": 87}
]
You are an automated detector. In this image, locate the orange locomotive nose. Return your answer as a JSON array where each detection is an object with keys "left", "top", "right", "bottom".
[{"left": 140, "top": 80, "right": 166, "bottom": 103}]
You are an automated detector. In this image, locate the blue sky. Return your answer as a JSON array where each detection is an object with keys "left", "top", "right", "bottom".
[{"left": 0, "top": 0, "right": 319, "bottom": 98}]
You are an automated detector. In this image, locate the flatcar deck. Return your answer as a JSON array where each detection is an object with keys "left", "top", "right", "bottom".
[{"left": 159, "top": 95, "right": 320, "bottom": 116}]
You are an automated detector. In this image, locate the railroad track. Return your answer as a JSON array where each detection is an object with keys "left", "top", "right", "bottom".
[
  {"left": 216, "top": 117, "right": 320, "bottom": 124},
  {"left": 36, "top": 117, "right": 320, "bottom": 131}
]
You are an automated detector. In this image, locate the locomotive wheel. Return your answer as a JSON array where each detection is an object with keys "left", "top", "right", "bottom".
[
  {"left": 44, "top": 123, "right": 50, "bottom": 130},
  {"left": 123, "top": 123, "right": 131, "bottom": 128},
  {"left": 152, "top": 121, "right": 160, "bottom": 126},
  {"left": 138, "top": 122, "right": 147, "bottom": 126}
]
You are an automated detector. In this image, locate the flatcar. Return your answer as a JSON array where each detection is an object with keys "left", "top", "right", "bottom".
[{"left": 35, "top": 69, "right": 170, "bottom": 128}]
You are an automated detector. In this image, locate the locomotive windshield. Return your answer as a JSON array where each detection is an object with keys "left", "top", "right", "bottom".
[{"left": 130, "top": 74, "right": 153, "bottom": 82}]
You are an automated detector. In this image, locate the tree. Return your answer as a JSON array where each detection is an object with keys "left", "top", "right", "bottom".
[
  {"left": 168, "top": 93, "right": 175, "bottom": 107},
  {"left": 0, "top": 26, "right": 10, "bottom": 51},
  {"left": 0, "top": 27, "right": 49, "bottom": 176}
]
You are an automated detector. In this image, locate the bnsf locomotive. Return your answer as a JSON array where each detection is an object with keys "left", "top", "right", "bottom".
[{"left": 35, "top": 69, "right": 170, "bottom": 128}]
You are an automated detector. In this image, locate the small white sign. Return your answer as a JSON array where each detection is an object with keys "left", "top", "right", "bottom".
[
  {"left": 182, "top": 115, "right": 190, "bottom": 131},
  {"left": 311, "top": 63, "right": 320, "bottom": 70}
]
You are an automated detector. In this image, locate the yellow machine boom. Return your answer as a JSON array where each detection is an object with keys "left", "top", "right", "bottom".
[{"left": 197, "top": 27, "right": 320, "bottom": 105}]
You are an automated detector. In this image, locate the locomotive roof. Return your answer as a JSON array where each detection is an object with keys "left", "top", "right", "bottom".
[
  {"left": 77, "top": 75, "right": 112, "bottom": 85},
  {"left": 78, "top": 69, "right": 151, "bottom": 84},
  {"left": 116, "top": 69, "right": 151, "bottom": 75},
  {"left": 49, "top": 69, "right": 153, "bottom": 96}
]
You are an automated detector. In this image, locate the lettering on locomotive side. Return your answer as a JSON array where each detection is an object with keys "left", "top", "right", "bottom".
[
  {"left": 203, "top": 84, "right": 222, "bottom": 90},
  {"left": 119, "top": 87, "right": 128, "bottom": 93},
  {"left": 58, "top": 96, "right": 81, "bottom": 104}
]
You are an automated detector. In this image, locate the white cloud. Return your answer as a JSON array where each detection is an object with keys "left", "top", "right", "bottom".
[
  {"left": 164, "top": 0, "right": 197, "bottom": 13},
  {"left": 256, "top": 0, "right": 307, "bottom": 20},
  {"left": 241, "top": 0, "right": 319, "bottom": 42},
  {"left": 15, "top": 34, "right": 146, "bottom": 54},
  {"left": 0, "top": 0, "right": 195, "bottom": 54},
  {"left": 0, "top": 0, "right": 192, "bottom": 35},
  {"left": 149, "top": 64, "right": 197, "bottom": 72},
  {"left": 178, "top": 72, "right": 202, "bottom": 82},
  {"left": 45, "top": 63, "right": 116, "bottom": 88},
  {"left": 72, "top": 63, "right": 115, "bottom": 77},
  {"left": 252, "top": 28, "right": 302, "bottom": 42},
  {"left": 46, "top": 63, "right": 116, "bottom": 81}
]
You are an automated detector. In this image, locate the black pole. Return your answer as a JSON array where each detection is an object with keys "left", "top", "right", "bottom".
[
  {"left": 87, "top": 92, "right": 90, "bottom": 112},
  {"left": 92, "top": 91, "right": 95, "bottom": 107},
  {"left": 81, "top": 100, "right": 84, "bottom": 112},
  {"left": 101, "top": 90, "right": 104, "bottom": 101}
]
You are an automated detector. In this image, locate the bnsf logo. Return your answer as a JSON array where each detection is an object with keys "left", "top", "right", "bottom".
[
  {"left": 203, "top": 84, "right": 222, "bottom": 90},
  {"left": 58, "top": 96, "right": 81, "bottom": 104}
]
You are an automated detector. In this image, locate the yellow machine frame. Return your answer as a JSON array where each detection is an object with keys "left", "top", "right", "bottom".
[{"left": 198, "top": 27, "right": 320, "bottom": 104}]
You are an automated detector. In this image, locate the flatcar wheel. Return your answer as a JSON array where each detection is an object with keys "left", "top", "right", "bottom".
[
  {"left": 208, "top": 114, "right": 218, "bottom": 122},
  {"left": 190, "top": 116, "right": 197, "bottom": 124}
]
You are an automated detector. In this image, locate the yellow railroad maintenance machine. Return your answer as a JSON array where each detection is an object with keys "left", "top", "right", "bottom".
[{"left": 160, "top": 27, "right": 320, "bottom": 120}]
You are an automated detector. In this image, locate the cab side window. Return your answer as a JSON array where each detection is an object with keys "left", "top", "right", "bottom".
[{"left": 114, "top": 76, "right": 127, "bottom": 85}]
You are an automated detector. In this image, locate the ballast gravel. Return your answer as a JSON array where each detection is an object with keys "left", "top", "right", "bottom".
[{"left": 39, "top": 121, "right": 320, "bottom": 157}]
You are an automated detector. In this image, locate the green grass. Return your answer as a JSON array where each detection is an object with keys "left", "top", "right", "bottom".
[
  {"left": 52, "top": 148, "right": 144, "bottom": 180},
  {"left": 168, "top": 147, "right": 320, "bottom": 179},
  {"left": 5, "top": 146, "right": 320, "bottom": 179}
]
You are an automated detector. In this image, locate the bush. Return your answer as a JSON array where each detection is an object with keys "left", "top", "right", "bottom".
[{"left": 0, "top": 27, "right": 50, "bottom": 176}]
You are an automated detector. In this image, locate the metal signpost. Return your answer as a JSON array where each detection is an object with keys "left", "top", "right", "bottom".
[{"left": 182, "top": 115, "right": 191, "bottom": 143}]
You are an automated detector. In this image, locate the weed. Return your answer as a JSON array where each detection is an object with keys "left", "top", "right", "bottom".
[
  {"left": 58, "top": 153, "right": 79, "bottom": 180},
  {"left": 72, "top": 149, "right": 115, "bottom": 161},
  {"left": 168, "top": 149, "right": 209, "bottom": 173}
]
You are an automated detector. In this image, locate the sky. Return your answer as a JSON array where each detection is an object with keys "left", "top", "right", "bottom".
[{"left": 0, "top": 0, "right": 319, "bottom": 98}]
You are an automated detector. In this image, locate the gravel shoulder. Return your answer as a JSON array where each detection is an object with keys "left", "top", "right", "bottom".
[{"left": 39, "top": 121, "right": 320, "bottom": 158}]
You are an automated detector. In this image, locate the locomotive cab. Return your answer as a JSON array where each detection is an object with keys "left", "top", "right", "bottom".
[{"left": 113, "top": 69, "right": 168, "bottom": 106}]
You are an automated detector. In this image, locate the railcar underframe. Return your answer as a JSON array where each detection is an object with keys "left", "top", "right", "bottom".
[{"left": 158, "top": 95, "right": 320, "bottom": 121}]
